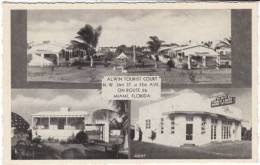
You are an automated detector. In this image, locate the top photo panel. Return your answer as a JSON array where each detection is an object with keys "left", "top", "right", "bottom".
[{"left": 27, "top": 9, "right": 232, "bottom": 85}]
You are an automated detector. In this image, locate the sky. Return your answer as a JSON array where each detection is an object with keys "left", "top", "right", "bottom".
[
  {"left": 11, "top": 89, "right": 116, "bottom": 124},
  {"left": 12, "top": 88, "right": 251, "bottom": 128},
  {"left": 131, "top": 88, "right": 252, "bottom": 128},
  {"left": 27, "top": 9, "right": 231, "bottom": 47}
]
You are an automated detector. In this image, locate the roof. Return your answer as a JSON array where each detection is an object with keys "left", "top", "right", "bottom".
[
  {"left": 169, "top": 45, "right": 219, "bottom": 57},
  {"left": 139, "top": 90, "right": 242, "bottom": 121},
  {"left": 32, "top": 107, "right": 89, "bottom": 117},
  {"left": 116, "top": 52, "right": 129, "bottom": 59},
  {"left": 28, "top": 42, "right": 64, "bottom": 54}
]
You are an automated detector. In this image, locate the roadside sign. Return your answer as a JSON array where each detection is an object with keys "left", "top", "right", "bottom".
[{"left": 211, "top": 94, "right": 235, "bottom": 107}]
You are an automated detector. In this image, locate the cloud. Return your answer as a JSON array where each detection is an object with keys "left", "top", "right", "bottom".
[
  {"left": 27, "top": 10, "right": 231, "bottom": 47},
  {"left": 11, "top": 91, "right": 116, "bottom": 122},
  {"left": 12, "top": 93, "right": 115, "bottom": 111}
]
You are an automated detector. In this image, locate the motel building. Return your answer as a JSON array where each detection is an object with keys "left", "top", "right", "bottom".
[
  {"left": 161, "top": 45, "right": 219, "bottom": 69},
  {"left": 31, "top": 107, "right": 110, "bottom": 142},
  {"left": 28, "top": 41, "right": 64, "bottom": 67},
  {"left": 137, "top": 91, "right": 242, "bottom": 147}
]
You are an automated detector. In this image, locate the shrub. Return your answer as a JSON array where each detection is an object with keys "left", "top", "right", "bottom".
[
  {"left": 60, "top": 140, "right": 67, "bottom": 145},
  {"left": 32, "top": 136, "right": 42, "bottom": 144},
  {"left": 182, "top": 63, "right": 188, "bottom": 70},
  {"left": 150, "top": 130, "right": 156, "bottom": 141},
  {"left": 104, "top": 59, "right": 109, "bottom": 67},
  {"left": 75, "top": 131, "right": 88, "bottom": 144},
  {"left": 67, "top": 134, "right": 76, "bottom": 144},
  {"left": 167, "top": 59, "right": 175, "bottom": 68},
  {"left": 188, "top": 71, "right": 196, "bottom": 83},
  {"left": 47, "top": 137, "right": 54, "bottom": 142},
  {"left": 27, "top": 129, "right": 32, "bottom": 141}
]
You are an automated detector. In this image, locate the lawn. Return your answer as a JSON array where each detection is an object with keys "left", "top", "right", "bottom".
[
  {"left": 12, "top": 142, "right": 128, "bottom": 159},
  {"left": 130, "top": 140, "right": 252, "bottom": 159},
  {"left": 27, "top": 58, "right": 231, "bottom": 84}
]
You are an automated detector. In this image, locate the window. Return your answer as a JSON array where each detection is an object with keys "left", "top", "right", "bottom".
[
  {"left": 67, "top": 117, "right": 85, "bottom": 130},
  {"left": 201, "top": 117, "right": 206, "bottom": 134},
  {"left": 160, "top": 118, "right": 164, "bottom": 134},
  {"left": 171, "top": 117, "right": 175, "bottom": 134},
  {"left": 186, "top": 115, "right": 193, "bottom": 122},
  {"left": 211, "top": 119, "right": 217, "bottom": 140},
  {"left": 145, "top": 119, "right": 151, "bottom": 129},
  {"left": 34, "top": 117, "right": 49, "bottom": 129},
  {"left": 221, "top": 120, "right": 232, "bottom": 140}
]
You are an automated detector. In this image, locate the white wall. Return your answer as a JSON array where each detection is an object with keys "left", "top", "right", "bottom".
[
  {"left": 28, "top": 54, "right": 54, "bottom": 67},
  {"left": 139, "top": 114, "right": 211, "bottom": 147},
  {"left": 32, "top": 129, "right": 81, "bottom": 140},
  {"left": 139, "top": 111, "right": 241, "bottom": 147}
]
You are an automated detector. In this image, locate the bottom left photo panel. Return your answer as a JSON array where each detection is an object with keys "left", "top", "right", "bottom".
[{"left": 11, "top": 89, "right": 129, "bottom": 159}]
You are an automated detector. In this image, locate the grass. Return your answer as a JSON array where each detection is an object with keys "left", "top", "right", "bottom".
[
  {"left": 28, "top": 58, "right": 231, "bottom": 84},
  {"left": 130, "top": 140, "right": 252, "bottom": 159},
  {"left": 12, "top": 141, "right": 128, "bottom": 159}
]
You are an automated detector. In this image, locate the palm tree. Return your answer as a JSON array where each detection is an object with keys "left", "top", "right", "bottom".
[
  {"left": 111, "top": 100, "right": 129, "bottom": 151},
  {"left": 203, "top": 41, "right": 213, "bottom": 48},
  {"left": 71, "top": 24, "right": 102, "bottom": 68},
  {"left": 215, "top": 37, "right": 231, "bottom": 50},
  {"left": 221, "top": 37, "right": 231, "bottom": 46},
  {"left": 147, "top": 36, "right": 164, "bottom": 68},
  {"left": 92, "top": 109, "right": 118, "bottom": 122}
]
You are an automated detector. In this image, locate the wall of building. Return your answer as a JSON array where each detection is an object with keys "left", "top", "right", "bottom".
[
  {"left": 28, "top": 54, "right": 54, "bottom": 67},
  {"left": 139, "top": 112, "right": 241, "bottom": 147},
  {"left": 32, "top": 129, "right": 81, "bottom": 140}
]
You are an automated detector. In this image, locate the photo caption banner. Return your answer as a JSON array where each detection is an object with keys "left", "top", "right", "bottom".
[{"left": 102, "top": 76, "right": 161, "bottom": 100}]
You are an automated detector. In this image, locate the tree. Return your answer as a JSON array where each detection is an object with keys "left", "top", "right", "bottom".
[
  {"left": 92, "top": 109, "right": 117, "bottom": 122},
  {"left": 147, "top": 36, "right": 164, "bottom": 68},
  {"left": 111, "top": 100, "right": 129, "bottom": 151},
  {"left": 71, "top": 24, "right": 102, "bottom": 68},
  {"left": 215, "top": 37, "right": 231, "bottom": 50},
  {"left": 221, "top": 37, "right": 231, "bottom": 46},
  {"left": 116, "top": 45, "right": 127, "bottom": 55},
  {"left": 203, "top": 41, "right": 213, "bottom": 48},
  {"left": 150, "top": 130, "right": 156, "bottom": 141}
]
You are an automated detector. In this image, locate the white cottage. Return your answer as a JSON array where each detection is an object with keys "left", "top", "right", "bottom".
[
  {"left": 165, "top": 45, "right": 219, "bottom": 69},
  {"left": 32, "top": 107, "right": 110, "bottom": 142},
  {"left": 138, "top": 91, "right": 242, "bottom": 147},
  {"left": 28, "top": 42, "right": 63, "bottom": 67}
]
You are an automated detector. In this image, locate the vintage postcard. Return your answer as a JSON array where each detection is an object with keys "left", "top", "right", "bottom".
[
  {"left": 3, "top": 2, "right": 258, "bottom": 164},
  {"left": 26, "top": 9, "right": 232, "bottom": 85}
]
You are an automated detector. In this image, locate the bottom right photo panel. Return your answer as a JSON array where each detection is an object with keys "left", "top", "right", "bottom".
[{"left": 130, "top": 88, "right": 252, "bottom": 159}]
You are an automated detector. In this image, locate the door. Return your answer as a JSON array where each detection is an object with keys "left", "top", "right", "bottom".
[
  {"left": 211, "top": 119, "right": 217, "bottom": 141},
  {"left": 58, "top": 118, "right": 66, "bottom": 129},
  {"left": 186, "top": 124, "right": 193, "bottom": 140}
]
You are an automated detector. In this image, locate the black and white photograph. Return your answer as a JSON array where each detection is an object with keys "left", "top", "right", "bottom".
[
  {"left": 27, "top": 9, "right": 232, "bottom": 84},
  {"left": 130, "top": 88, "right": 252, "bottom": 159},
  {"left": 4, "top": 2, "right": 257, "bottom": 164},
  {"left": 11, "top": 89, "right": 129, "bottom": 159}
]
